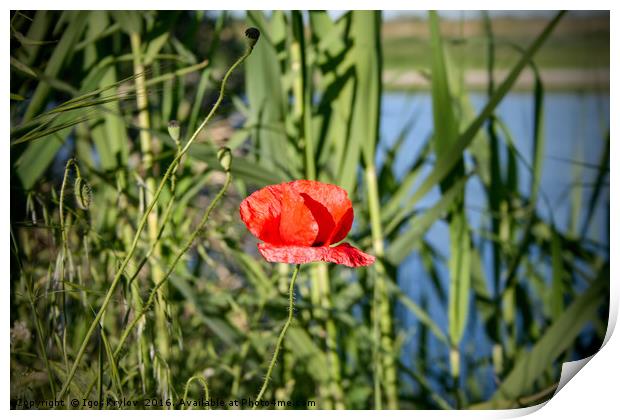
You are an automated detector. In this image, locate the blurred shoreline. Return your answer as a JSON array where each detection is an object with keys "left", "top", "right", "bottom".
[
  {"left": 384, "top": 67, "right": 610, "bottom": 91},
  {"left": 380, "top": 12, "right": 609, "bottom": 91}
]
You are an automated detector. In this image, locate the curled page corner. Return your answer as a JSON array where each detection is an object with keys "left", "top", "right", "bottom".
[
  {"left": 552, "top": 285, "right": 618, "bottom": 398},
  {"left": 508, "top": 355, "right": 598, "bottom": 417},
  {"left": 506, "top": 401, "right": 548, "bottom": 418},
  {"left": 553, "top": 355, "right": 595, "bottom": 397}
]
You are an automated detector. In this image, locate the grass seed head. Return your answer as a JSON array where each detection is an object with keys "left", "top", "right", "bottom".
[{"left": 74, "top": 177, "right": 92, "bottom": 210}]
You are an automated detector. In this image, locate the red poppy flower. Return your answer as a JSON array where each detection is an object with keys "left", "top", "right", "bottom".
[{"left": 240, "top": 180, "right": 375, "bottom": 267}]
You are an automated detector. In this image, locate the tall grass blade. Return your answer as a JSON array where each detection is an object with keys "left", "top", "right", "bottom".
[
  {"left": 580, "top": 132, "right": 609, "bottom": 238},
  {"left": 473, "top": 265, "right": 608, "bottom": 408},
  {"left": 405, "top": 11, "right": 565, "bottom": 211},
  {"left": 429, "top": 11, "right": 471, "bottom": 379}
]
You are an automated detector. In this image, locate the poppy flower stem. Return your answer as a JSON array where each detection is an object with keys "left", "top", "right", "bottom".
[{"left": 254, "top": 263, "right": 301, "bottom": 408}]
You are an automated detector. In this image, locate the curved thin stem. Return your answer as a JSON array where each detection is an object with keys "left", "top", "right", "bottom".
[
  {"left": 58, "top": 158, "right": 79, "bottom": 375},
  {"left": 79, "top": 182, "right": 179, "bottom": 400},
  {"left": 56, "top": 44, "right": 254, "bottom": 400},
  {"left": 59, "top": 158, "right": 77, "bottom": 251},
  {"left": 254, "top": 264, "right": 301, "bottom": 408},
  {"left": 182, "top": 375, "right": 211, "bottom": 410}
]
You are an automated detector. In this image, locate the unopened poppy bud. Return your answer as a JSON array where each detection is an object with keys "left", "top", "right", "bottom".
[
  {"left": 244, "top": 27, "right": 260, "bottom": 49},
  {"left": 168, "top": 120, "right": 180, "bottom": 144},
  {"left": 217, "top": 147, "right": 232, "bottom": 172},
  {"left": 74, "top": 177, "right": 92, "bottom": 210}
]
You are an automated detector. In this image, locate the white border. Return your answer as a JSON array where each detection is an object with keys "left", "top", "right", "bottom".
[{"left": 4, "top": 3, "right": 616, "bottom": 419}]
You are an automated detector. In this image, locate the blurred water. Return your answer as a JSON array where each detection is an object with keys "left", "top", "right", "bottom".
[{"left": 378, "top": 91, "right": 610, "bottom": 401}]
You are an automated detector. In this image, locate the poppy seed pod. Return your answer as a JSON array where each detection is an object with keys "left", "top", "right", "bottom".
[
  {"left": 244, "top": 27, "right": 260, "bottom": 49},
  {"left": 217, "top": 147, "right": 232, "bottom": 172},
  {"left": 168, "top": 120, "right": 180, "bottom": 144},
  {"left": 239, "top": 180, "right": 375, "bottom": 267}
]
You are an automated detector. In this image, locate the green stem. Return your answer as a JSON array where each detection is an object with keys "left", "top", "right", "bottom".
[
  {"left": 372, "top": 269, "right": 383, "bottom": 409},
  {"left": 254, "top": 264, "right": 301, "bottom": 408},
  {"left": 130, "top": 32, "right": 154, "bottom": 171},
  {"left": 59, "top": 159, "right": 80, "bottom": 374},
  {"left": 291, "top": 11, "right": 314, "bottom": 181},
  {"left": 27, "top": 283, "right": 56, "bottom": 396},
  {"left": 182, "top": 375, "right": 210, "bottom": 410},
  {"left": 81, "top": 170, "right": 180, "bottom": 397},
  {"left": 131, "top": 30, "right": 171, "bottom": 398},
  {"left": 365, "top": 164, "right": 398, "bottom": 409},
  {"left": 56, "top": 44, "right": 254, "bottom": 401},
  {"left": 113, "top": 171, "right": 232, "bottom": 359},
  {"left": 59, "top": 159, "right": 78, "bottom": 253},
  {"left": 316, "top": 263, "right": 344, "bottom": 409}
]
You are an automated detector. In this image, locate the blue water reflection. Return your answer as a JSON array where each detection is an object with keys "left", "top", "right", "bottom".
[{"left": 379, "top": 91, "right": 609, "bottom": 401}]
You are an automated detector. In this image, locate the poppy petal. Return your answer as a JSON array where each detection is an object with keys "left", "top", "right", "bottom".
[
  {"left": 257, "top": 242, "right": 375, "bottom": 267},
  {"left": 239, "top": 184, "right": 283, "bottom": 245},
  {"left": 298, "top": 193, "right": 335, "bottom": 246},
  {"left": 278, "top": 184, "right": 318, "bottom": 246},
  {"left": 289, "top": 180, "right": 354, "bottom": 245},
  {"left": 327, "top": 207, "right": 354, "bottom": 245}
]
